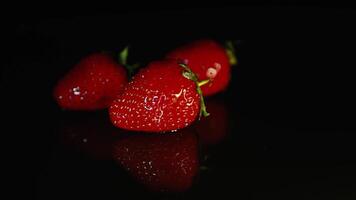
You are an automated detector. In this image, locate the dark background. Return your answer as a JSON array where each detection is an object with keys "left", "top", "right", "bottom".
[{"left": 3, "top": 3, "right": 356, "bottom": 199}]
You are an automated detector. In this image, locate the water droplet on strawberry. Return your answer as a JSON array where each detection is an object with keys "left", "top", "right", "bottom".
[{"left": 72, "top": 86, "right": 81, "bottom": 95}]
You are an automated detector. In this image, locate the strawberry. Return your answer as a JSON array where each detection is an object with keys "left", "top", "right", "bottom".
[
  {"left": 109, "top": 59, "right": 209, "bottom": 132},
  {"left": 165, "top": 39, "right": 237, "bottom": 96},
  {"left": 195, "top": 99, "right": 229, "bottom": 146},
  {"left": 53, "top": 52, "right": 128, "bottom": 110},
  {"left": 112, "top": 129, "right": 199, "bottom": 192}
]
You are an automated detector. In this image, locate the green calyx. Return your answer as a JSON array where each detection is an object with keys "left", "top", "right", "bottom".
[
  {"left": 118, "top": 46, "right": 140, "bottom": 79},
  {"left": 118, "top": 46, "right": 129, "bottom": 65},
  {"left": 179, "top": 63, "right": 210, "bottom": 118},
  {"left": 225, "top": 40, "right": 238, "bottom": 66}
]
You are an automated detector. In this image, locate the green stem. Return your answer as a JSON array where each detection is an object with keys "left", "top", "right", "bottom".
[
  {"left": 197, "top": 86, "right": 210, "bottom": 118},
  {"left": 179, "top": 63, "right": 210, "bottom": 118},
  {"left": 225, "top": 41, "right": 238, "bottom": 66},
  {"left": 118, "top": 46, "right": 140, "bottom": 79},
  {"left": 118, "top": 46, "right": 129, "bottom": 66},
  {"left": 198, "top": 79, "right": 210, "bottom": 87},
  {"left": 125, "top": 63, "right": 140, "bottom": 79}
]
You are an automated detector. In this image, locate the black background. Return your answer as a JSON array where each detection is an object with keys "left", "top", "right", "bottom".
[{"left": 3, "top": 3, "right": 356, "bottom": 199}]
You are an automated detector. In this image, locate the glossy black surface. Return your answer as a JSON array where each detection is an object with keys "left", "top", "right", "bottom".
[{"left": 4, "top": 6, "right": 356, "bottom": 199}]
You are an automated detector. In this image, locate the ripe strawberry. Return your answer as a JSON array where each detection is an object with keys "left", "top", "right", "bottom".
[
  {"left": 195, "top": 99, "right": 229, "bottom": 146},
  {"left": 109, "top": 59, "right": 209, "bottom": 132},
  {"left": 112, "top": 129, "right": 199, "bottom": 192},
  {"left": 165, "top": 39, "right": 237, "bottom": 96},
  {"left": 53, "top": 52, "right": 128, "bottom": 110}
]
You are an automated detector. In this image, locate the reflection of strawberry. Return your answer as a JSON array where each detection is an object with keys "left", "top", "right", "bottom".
[
  {"left": 59, "top": 113, "right": 119, "bottom": 160},
  {"left": 109, "top": 59, "right": 209, "bottom": 132},
  {"left": 53, "top": 53, "right": 128, "bottom": 110},
  {"left": 112, "top": 129, "right": 199, "bottom": 192},
  {"left": 166, "top": 39, "right": 236, "bottom": 96},
  {"left": 195, "top": 99, "right": 229, "bottom": 146}
]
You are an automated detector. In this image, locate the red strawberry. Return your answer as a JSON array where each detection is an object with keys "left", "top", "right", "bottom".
[
  {"left": 112, "top": 129, "right": 199, "bottom": 192},
  {"left": 109, "top": 59, "right": 209, "bottom": 132},
  {"left": 165, "top": 39, "right": 237, "bottom": 96},
  {"left": 53, "top": 53, "right": 128, "bottom": 110},
  {"left": 195, "top": 99, "right": 229, "bottom": 146}
]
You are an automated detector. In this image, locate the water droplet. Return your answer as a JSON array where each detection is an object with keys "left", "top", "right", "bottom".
[
  {"left": 143, "top": 97, "right": 153, "bottom": 110},
  {"left": 72, "top": 87, "right": 81, "bottom": 95},
  {"left": 173, "top": 88, "right": 183, "bottom": 98}
]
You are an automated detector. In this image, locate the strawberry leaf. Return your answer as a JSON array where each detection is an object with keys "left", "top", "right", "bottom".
[
  {"left": 118, "top": 46, "right": 141, "bottom": 79},
  {"left": 225, "top": 41, "right": 238, "bottom": 66},
  {"left": 118, "top": 46, "right": 129, "bottom": 66}
]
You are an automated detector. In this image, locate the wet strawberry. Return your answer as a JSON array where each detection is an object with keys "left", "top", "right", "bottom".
[
  {"left": 53, "top": 53, "right": 128, "bottom": 110},
  {"left": 109, "top": 59, "right": 209, "bottom": 132}
]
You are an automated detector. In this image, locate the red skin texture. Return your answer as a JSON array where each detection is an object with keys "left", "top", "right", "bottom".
[
  {"left": 112, "top": 129, "right": 199, "bottom": 192},
  {"left": 53, "top": 53, "right": 128, "bottom": 110},
  {"left": 166, "top": 39, "right": 231, "bottom": 96},
  {"left": 195, "top": 99, "right": 228, "bottom": 146},
  {"left": 109, "top": 59, "right": 200, "bottom": 132}
]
